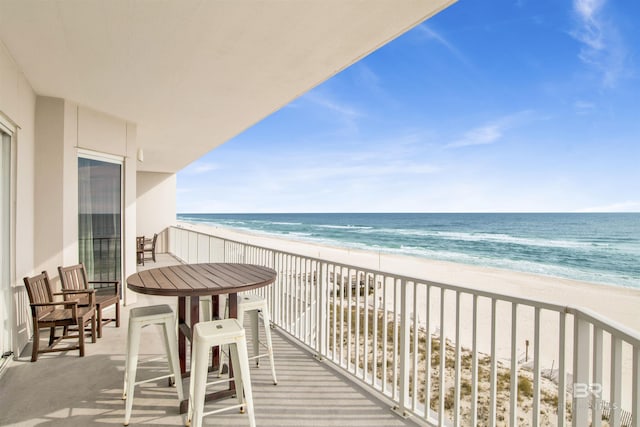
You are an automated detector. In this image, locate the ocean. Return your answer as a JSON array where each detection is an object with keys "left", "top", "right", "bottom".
[{"left": 176, "top": 212, "right": 640, "bottom": 289}]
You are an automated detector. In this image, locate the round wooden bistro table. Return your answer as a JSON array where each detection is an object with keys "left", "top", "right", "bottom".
[{"left": 126, "top": 263, "right": 277, "bottom": 413}]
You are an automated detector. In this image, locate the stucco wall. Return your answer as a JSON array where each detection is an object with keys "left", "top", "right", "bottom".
[
  {"left": 33, "top": 100, "right": 138, "bottom": 277},
  {"left": 136, "top": 171, "right": 177, "bottom": 253},
  {"left": 0, "top": 40, "right": 37, "bottom": 356}
]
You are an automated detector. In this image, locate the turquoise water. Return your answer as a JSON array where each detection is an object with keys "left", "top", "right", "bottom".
[{"left": 177, "top": 213, "right": 640, "bottom": 289}]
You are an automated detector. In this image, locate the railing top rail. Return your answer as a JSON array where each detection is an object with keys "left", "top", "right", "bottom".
[{"left": 568, "top": 305, "right": 640, "bottom": 346}]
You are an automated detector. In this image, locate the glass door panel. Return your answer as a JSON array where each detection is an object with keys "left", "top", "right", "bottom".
[
  {"left": 0, "top": 129, "right": 11, "bottom": 358},
  {"left": 78, "top": 157, "right": 122, "bottom": 282}
]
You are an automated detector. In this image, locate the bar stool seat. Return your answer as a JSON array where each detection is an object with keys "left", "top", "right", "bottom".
[
  {"left": 218, "top": 294, "right": 278, "bottom": 385},
  {"left": 122, "top": 304, "right": 184, "bottom": 426},
  {"left": 187, "top": 318, "right": 255, "bottom": 427}
]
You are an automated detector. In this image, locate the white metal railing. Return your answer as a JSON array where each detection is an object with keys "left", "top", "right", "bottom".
[{"left": 169, "top": 225, "right": 640, "bottom": 427}]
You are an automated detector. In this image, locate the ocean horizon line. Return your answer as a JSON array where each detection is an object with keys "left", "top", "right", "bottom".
[{"left": 178, "top": 211, "right": 640, "bottom": 215}]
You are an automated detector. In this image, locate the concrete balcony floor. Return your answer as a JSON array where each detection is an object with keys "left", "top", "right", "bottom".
[{"left": 0, "top": 254, "right": 416, "bottom": 427}]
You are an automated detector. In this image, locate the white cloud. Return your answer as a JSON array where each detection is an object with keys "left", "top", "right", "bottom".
[
  {"left": 415, "top": 24, "right": 473, "bottom": 70},
  {"left": 574, "top": 100, "right": 596, "bottom": 114},
  {"left": 304, "top": 92, "right": 363, "bottom": 119},
  {"left": 447, "top": 110, "right": 535, "bottom": 148},
  {"left": 570, "top": 0, "right": 626, "bottom": 87},
  {"left": 302, "top": 91, "right": 365, "bottom": 133},
  {"left": 577, "top": 201, "right": 640, "bottom": 212},
  {"left": 574, "top": 0, "right": 605, "bottom": 25},
  {"left": 182, "top": 161, "right": 219, "bottom": 175},
  {"left": 353, "top": 63, "right": 382, "bottom": 93},
  {"left": 448, "top": 124, "right": 503, "bottom": 148}
]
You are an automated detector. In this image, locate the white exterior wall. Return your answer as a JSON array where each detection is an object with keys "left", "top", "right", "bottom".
[
  {"left": 33, "top": 97, "right": 65, "bottom": 274},
  {"left": 136, "top": 171, "right": 177, "bottom": 253},
  {"left": 34, "top": 99, "right": 140, "bottom": 305},
  {"left": 33, "top": 99, "right": 138, "bottom": 276},
  {"left": 123, "top": 124, "right": 138, "bottom": 306},
  {"left": 0, "top": 40, "right": 37, "bottom": 356}
]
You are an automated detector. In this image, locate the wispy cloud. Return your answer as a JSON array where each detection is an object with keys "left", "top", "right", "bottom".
[
  {"left": 181, "top": 161, "right": 219, "bottom": 175},
  {"left": 447, "top": 110, "right": 535, "bottom": 148},
  {"left": 304, "top": 92, "right": 363, "bottom": 119},
  {"left": 302, "top": 91, "right": 365, "bottom": 133},
  {"left": 577, "top": 201, "right": 640, "bottom": 212},
  {"left": 573, "top": 100, "right": 596, "bottom": 114},
  {"left": 353, "top": 63, "right": 382, "bottom": 93},
  {"left": 296, "top": 161, "right": 440, "bottom": 180},
  {"left": 570, "top": 0, "right": 626, "bottom": 87},
  {"left": 448, "top": 124, "right": 502, "bottom": 148},
  {"left": 415, "top": 24, "right": 474, "bottom": 70}
]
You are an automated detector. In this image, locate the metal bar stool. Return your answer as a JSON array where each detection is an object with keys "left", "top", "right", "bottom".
[
  {"left": 122, "top": 304, "right": 184, "bottom": 426},
  {"left": 187, "top": 318, "right": 255, "bottom": 427},
  {"left": 217, "top": 294, "right": 277, "bottom": 385}
]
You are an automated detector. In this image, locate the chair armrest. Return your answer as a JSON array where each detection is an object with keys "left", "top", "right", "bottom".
[
  {"left": 30, "top": 300, "right": 79, "bottom": 321},
  {"left": 30, "top": 301, "right": 78, "bottom": 308},
  {"left": 54, "top": 289, "right": 95, "bottom": 306},
  {"left": 56, "top": 289, "right": 95, "bottom": 295}
]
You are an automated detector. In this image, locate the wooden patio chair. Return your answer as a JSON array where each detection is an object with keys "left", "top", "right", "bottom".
[
  {"left": 143, "top": 233, "right": 158, "bottom": 263},
  {"left": 23, "top": 271, "right": 97, "bottom": 362},
  {"left": 136, "top": 235, "right": 145, "bottom": 265},
  {"left": 58, "top": 263, "right": 121, "bottom": 338}
]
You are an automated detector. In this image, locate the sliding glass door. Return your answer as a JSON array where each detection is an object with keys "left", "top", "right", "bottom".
[
  {"left": 78, "top": 155, "right": 122, "bottom": 282},
  {"left": 0, "top": 128, "right": 11, "bottom": 359}
]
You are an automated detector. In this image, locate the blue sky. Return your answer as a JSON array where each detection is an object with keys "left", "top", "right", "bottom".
[{"left": 177, "top": 0, "right": 640, "bottom": 213}]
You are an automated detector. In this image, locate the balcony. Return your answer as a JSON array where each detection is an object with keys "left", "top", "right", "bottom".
[
  {"left": 0, "top": 253, "right": 418, "bottom": 427},
  {"left": 1, "top": 225, "right": 639, "bottom": 427}
]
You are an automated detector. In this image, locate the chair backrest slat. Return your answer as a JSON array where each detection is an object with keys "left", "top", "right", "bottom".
[
  {"left": 23, "top": 271, "right": 54, "bottom": 317},
  {"left": 58, "top": 263, "right": 89, "bottom": 291}
]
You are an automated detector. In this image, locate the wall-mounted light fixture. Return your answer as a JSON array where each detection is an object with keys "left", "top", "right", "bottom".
[{"left": 137, "top": 148, "right": 144, "bottom": 162}]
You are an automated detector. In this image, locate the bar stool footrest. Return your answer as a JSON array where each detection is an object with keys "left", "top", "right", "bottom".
[{"left": 202, "top": 403, "right": 245, "bottom": 417}]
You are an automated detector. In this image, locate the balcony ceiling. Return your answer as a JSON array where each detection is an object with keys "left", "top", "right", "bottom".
[{"left": 0, "top": 0, "right": 454, "bottom": 173}]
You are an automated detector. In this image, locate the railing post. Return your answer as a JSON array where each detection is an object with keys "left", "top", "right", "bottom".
[
  {"left": 593, "top": 327, "right": 603, "bottom": 427},
  {"left": 471, "top": 294, "right": 478, "bottom": 426},
  {"left": 633, "top": 346, "right": 640, "bottom": 427},
  {"left": 439, "top": 287, "right": 446, "bottom": 426},
  {"left": 611, "top": 336, "right": 622, "bottom": 427},
  {"left": 318, "top": 261, "right": 327, "bottom": 358},
  {"left": 573, "top": 315, "right": 590, "bottom": 427},
  {"left": 558, "top": 311, "right": 567, "bottom": 427},
  {"left": 489, "top": 298, "right": 497, "bottom": 427},
  {"left": 395, "top": 279, "right": 410, "bottom": 418}
]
